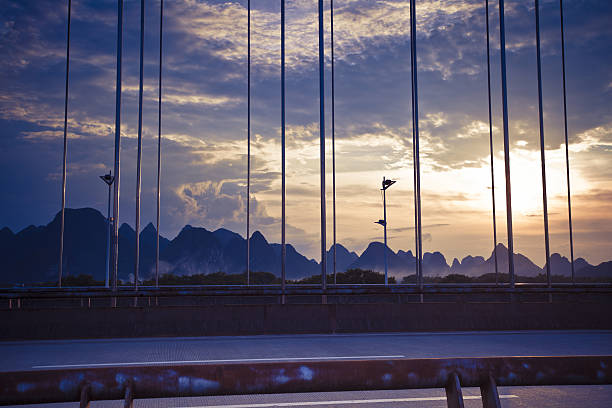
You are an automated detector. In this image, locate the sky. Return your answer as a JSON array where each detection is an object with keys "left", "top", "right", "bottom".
[{"left": 0, "top": 0, "right": 611, "bottom": 268}]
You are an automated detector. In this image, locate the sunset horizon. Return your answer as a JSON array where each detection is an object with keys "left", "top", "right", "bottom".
[{"left": 2, "top": 0, "right": 610, "bottom": 270}]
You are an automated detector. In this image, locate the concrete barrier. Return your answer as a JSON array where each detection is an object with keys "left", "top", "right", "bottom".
[{"left": 2, "top": 302, "right": 612, "bottom": 340}]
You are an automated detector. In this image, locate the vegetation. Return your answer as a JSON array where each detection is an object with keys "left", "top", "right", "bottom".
[
  {"left": 61, "top": 274, "right": 105, "bottom": 286},
  {"left": 291, "top": 269, "right": 396, "bottom": 284},
  {"left": 143, "top": 271, "right": 280, "bottom": 286},
  {"left": 10, "top": 269, "right": 610, "bottom": 288},
  {"left": 402, "top": 272, "right": 612, "bottom": 284},
  {"left": 21, "top": 274, "right": 105, "bottom": 287}
]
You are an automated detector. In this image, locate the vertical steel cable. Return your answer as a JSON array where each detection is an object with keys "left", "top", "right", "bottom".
[
  {"left": 281, "top": 0, "right": 287, "bottom": 291},
  {"left": 534, "top": 0, "right": 551, "bottom": 286},
  {"left": 559, "top": 0, "right": 575, "bottom": 282},
  {"left": 134, "top": 0, "right": 145, "bottom": 290},
  {"left": 155, "top": 0, "right": 164, "bottom": 288},
  {"left": 412, "top": 135, "right": 419, "bottom": 282},
  {"left": 411, "top": 77, "right": 419, "bottom": 283},
  {"left": 410, "top": 0, "right": 419, "bottom": 284},
  {"left": 409, "top": 0, "right": 423, "bottom": 287},
  {"left": 331, "top": 0, "right": 337, "bottom": 284},
  {"left": 318, "top": 0, "right": 327, "bottom": 289},
  {"left": 58, "top": 0, "right": 72, "bottom": 288},
  {"left": 498, "top": 0, "right": 515, "bottom": 286},
  {"left": 485, "top": 0, "right": 499, "bottom": 283},
  {"left": 112, "top": 0, "right": 124, "bottom": 291},
  {"left": 246, "top": 0, "right": 251, "bottom": 285}
]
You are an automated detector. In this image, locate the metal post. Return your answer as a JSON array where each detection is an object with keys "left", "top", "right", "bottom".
[
  {"left": 281, "top": 0, "right": 287, "bottom": 295},
  {"left": 331, "top": 0, "right": 337, "bottom": 285},
  {"left": 134, "top": 0, "right": 145, "bottom": 291},
  {"left": 58, "top": 0, "right": 72, "bottom": 288},
  {"left": 480, "top": 374, "right": 501, "bottom": 408},
  {"left": 534, "top": 0, "right": 551, "bottom": 287},
  {"left": 383, "top": 183, "right": 388, "bottom": 285},
  {"left": 123, "top": 382, "right": 134, "bottom": 408},
  {"left": 378, "top": 178, "right": 395, "bottom": 285},
  {"left": 318, "top": 0, "right": 327, "bottom": 291},
  {"left": 155, "top": 0, "right": 164, "bottom": 288},
  {"left": 412, "top": 126, "right": 419, "bottom": 284},
  {"left": 112, "top": 0, "right": 124, "bottom": 292},
  {"left": 445, "top": 372, "right": 465, "bottom": 408},
  {"left": 485, "top": 0, "right": 499, "bottom": 284},
  {"left": 101, "top": 171, "right": 114, "bottom": 288},
  {"left": 246, "top": 0, "right": 251, "bottom": 286},
  {"left": 106, "top": 176, "right": 112, "bottom": 288},
  {"left": 559, "top": 0, "right": 575, "bottom": 283},
  {"left": 410, "top": 0, "right": 423, "bottom": 288},
  {"left": 79, "top": 384, "right": 91, "bottom": 408},
  {"left": 498, "top": 0, "right": 515, "bottom": 286}
]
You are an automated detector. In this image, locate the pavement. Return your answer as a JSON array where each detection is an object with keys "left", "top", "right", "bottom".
[{"left": 3, "top": 330, "right": 612, "bottom": 406}]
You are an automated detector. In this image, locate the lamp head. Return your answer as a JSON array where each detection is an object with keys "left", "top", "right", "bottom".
[
  {"left": 381, "top": 178, "right": 396, "bottom": 190},
  {"left": 100, "top": 171, "right": 115, "bottom": 186}
]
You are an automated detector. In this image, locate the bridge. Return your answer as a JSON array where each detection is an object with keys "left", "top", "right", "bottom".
[{"left": 2, "top": 0, "right": 612, "bottom": 407}]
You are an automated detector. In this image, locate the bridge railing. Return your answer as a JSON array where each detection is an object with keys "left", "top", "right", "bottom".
[
  {"left": 1, "top": 282, "right": 611, "bottom": 309},
  {"left": 1, "top": 355, "right": 611, "bottom": 407}
]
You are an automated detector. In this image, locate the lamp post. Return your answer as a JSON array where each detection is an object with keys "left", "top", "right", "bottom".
[
  {"left": 100, "top": 171, "right": 114, "bottom": 288},
  {"left": 375, "top": 177, "right": 396, "bottom": 285}
]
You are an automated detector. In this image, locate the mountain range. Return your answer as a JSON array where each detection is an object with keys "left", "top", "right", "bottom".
[{"left": 0, "top": 207, "right": 610, "bottom": 285}]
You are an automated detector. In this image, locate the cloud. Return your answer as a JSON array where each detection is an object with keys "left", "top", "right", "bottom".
[
  {"left": 163, "top": 92, "right": 241, "bottom": 107},
  {"left": 167, "top": 0, "right": 488, "bottom": 79},
  {"left": 174, "top": 179, "right": 248, "bottom": 229},
  {"left": 0, "top": 0, "right": 611, "bottom": 265},
  {"left": 46, "top": 161, "right": 107, "bottom": 181},
  {"left": 571, "top": 126, "right": 612, "bottom": 153}
]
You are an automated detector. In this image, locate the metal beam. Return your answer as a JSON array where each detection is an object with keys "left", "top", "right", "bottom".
[
  {"left": 410, "top": 0, "right": 423, "bottom": 287},
  {"left": 318, "top": 0, "right": 327, "bottom": 290},
  {"left": 246, "top": 0, "right": 251, "bottom": 286},
  {"left": 498, "top": 0, "right": 515, "bottom": 286},
  {"left": 58, "top": 0, "right": 72, "bottom": 288},
  {"left": 331, "top": 0, "right": 337, "bottom": 284},
  {"left": 534, "top": 0, "right": 551, "bottom": 288},
  {"left": 2, "top": 356, "right": 611, "bottom": 405},
  {"left": 134, "top": 0, "right": 145, "bottom": 291},
  {"left": 485, "top": 0, "right": 499, "bottom": 283},
  {"left": 155, "top": 0, "right": 164, "bottom": 288},
  {"left": 112, "top": 0, "right": 124, "bottom": 292},
  {"left": 559, "top": 0, "right": 575, "bottom": 283},
  {"left": 281, "top": 0, "right": 287, "bottom": 295}
]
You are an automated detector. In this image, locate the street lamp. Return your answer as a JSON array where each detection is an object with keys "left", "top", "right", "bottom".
[
  {"left": 375, "top": 177, "right": 396, "bottom": 285},
  {"left": 100, "top": 171, "right": 115, "bottom": 288}
]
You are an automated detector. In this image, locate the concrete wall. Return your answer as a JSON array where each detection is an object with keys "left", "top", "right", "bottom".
[{"left": 3, "top": 302, "right": 612, "bottom": 340}]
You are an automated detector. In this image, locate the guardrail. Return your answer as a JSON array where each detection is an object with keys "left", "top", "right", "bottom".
[
  {"left": 1, "top": 356, "right": 611, "bottom": 407},
  {"left": 2, "top": 282, "right": 611, "bottom": 297},
  {"left": 2, "top": 283, "right": 611, "bottom": 309}
]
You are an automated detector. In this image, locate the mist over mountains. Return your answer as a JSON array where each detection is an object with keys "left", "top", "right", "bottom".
[{"left": 0, "top": 208, "right": 610, "bottom": 285}]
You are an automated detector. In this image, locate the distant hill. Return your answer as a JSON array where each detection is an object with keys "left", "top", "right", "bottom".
[
  {"left": 325, "top": 243, "right": 359, "bottom": 275},
  {"left": 0, "top": 207, "right": 609, "bottom": 285},
  {"left": 349, "top": 242, "right": 411, "bottom": 275},
  {"left": 576, "top": 261, "right": 612, "bottom": 278},
  {"left": 448, "top": 243, "right": 543, "bottom": 278},
  {"left": 0, "top": 208, "right": 172, "bottom": 285}
]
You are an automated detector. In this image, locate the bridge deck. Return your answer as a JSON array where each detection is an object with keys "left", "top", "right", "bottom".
[{"left": 3, "top": 330, "right": 612, "bottom": 373}]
